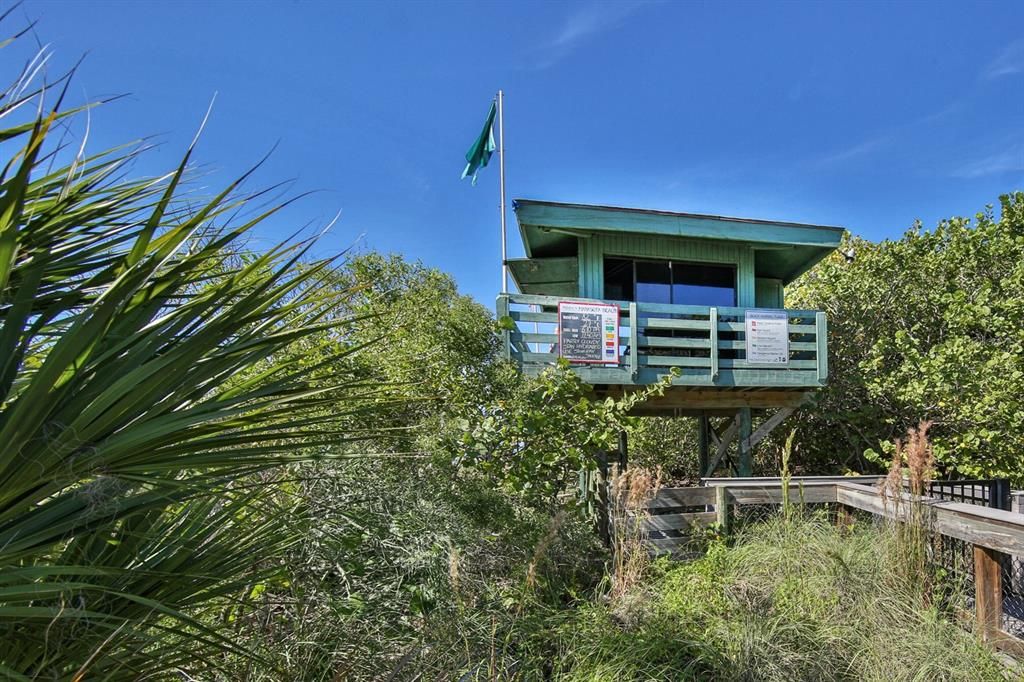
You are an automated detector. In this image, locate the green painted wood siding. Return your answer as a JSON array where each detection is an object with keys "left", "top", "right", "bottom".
[
  {"left": 577, "top": 234, "right": 758, "bottom": 306},
  {"left": 755, "top": 278, "right": 784, "bottom": 308}
]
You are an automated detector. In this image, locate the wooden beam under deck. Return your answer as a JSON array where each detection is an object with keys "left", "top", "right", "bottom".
[{"left": 594, "top": 386, "right": 814, "bottom": 414}]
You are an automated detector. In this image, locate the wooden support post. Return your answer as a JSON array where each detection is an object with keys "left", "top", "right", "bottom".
[
  {"left": 617, "top": 430, "right": 629, "bottom": 472},
  {"left": 974, "top": 544, "right": 1003, "bottom": 641},
  {"left": 596, "top": 451, "right": 611, "bottom": 547},
  {"left": 715, "top": 485, "right": 731, "bottom": 535},
  {"left": 698, "top": 416, "right": 710, "bottom": 480},
  {"left": 737, "top": 407, "right": 753, "bottom": 477},
  {"left": 836, "top": 504, "right": 854, "bottom": 532},
  {"left": 746, "top": 406, "right": 795, "bottom": 451},
  {"left": 704, "top": 415, "right": 740, "bottom": 477}
]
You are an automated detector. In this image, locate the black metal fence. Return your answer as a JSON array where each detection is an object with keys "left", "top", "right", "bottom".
[
  {"left": 928, "top": 479, "right": 1010, "bottom": 510},
  {"left": 925, "top": 479, "right": 1024, "bottom": 635}
]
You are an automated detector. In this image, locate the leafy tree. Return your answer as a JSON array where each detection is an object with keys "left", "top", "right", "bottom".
[
  {"left": 456, "top": 361, "right": 676, "bottom": 505},
  {"left": 224, "top": 255, "right": 608, "bottom": 679},
  {"left": 785, "top": 193, "right": 1024, "bottom": 482}
]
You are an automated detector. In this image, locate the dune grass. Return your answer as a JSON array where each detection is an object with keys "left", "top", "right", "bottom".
[{"left": 550, "top": 511, "right": 1008, "bottom": 681}]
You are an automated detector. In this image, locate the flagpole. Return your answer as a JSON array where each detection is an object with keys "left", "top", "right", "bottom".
[{"left": 497, "top": 89, "right": 508, "bottom": 294}]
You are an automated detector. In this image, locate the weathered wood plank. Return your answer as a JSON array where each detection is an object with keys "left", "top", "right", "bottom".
[
  {"left": 975, "top": 545, "right": 1002, "bottom": 642},
  {"left": 727, "top": 483, "right": 836, "bottom": 505},
  {"left": 703, "top": 475, "right": 886, "bottom": 487},
  {"left": 716, "top": 485, "right": 731, "bottom": 533},
  {"left": 836, "top": 482, "right": 1024, "bottom": 556},
  {"left": 645, "top": 487, "right": 717, "bottom": 508},
  {"left": 641, "top": 511, "right": 718, "bottom": 531}
]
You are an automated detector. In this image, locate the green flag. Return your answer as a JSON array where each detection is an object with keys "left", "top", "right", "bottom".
[{"left": 461, "top": 101, "right": 497, "bottom": 186}]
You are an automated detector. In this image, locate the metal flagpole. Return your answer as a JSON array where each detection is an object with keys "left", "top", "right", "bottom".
[{"left": 497, "top": 89, "right": 508, "bottom": 294}]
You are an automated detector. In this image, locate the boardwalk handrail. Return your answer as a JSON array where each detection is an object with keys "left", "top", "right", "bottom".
[{"left": 640, "top": 477, "right": 1024, "bottom": 654}]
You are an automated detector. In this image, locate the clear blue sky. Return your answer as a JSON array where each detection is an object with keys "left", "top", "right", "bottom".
[{"left": 15, "top": 0, "right": 1024, "bottom": 305}]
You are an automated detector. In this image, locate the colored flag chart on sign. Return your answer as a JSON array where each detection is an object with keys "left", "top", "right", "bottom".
[
  {"left": 557, "top": 301, "right": 620, "bottom": 364},
  {"left": 744, "top": 309, "right": 790, "bottom": 364}
]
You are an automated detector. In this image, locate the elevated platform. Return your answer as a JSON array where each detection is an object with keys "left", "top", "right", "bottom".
[{"left": 497, "top": 292, "right": 827, "bottom": 413}]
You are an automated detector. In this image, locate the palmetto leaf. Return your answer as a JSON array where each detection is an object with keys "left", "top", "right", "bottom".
[{"left": 0, "top": 43, "right": 388, "bottom": 678}]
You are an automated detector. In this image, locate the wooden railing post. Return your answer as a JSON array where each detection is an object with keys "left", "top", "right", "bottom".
[
  {"left": 709, "top": 307, "right": 719, "bottom": 381},
  {"left": 715, "top": 485, "right": 731, "bottom": 535},
  {"left": 596, "top": 451, "right": 611, "bottom": 547},
  {"left": 496, "top": 294, "right": 511, "bottom": 360},
  {"left": 628, "top": 301, "right": 638, "bottom": 378},
  {"left": 974, "top": 544, "right": 1003, "bottom": 642},
  {"left": 815, "top": 311, "right": 828, "bottom": 383}
]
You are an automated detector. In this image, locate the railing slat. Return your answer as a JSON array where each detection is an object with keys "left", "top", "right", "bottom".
[
  {"left": 637, "top": 336, "right": 711, "bottom": 349},
  {"left": 640, "top": 511, "right": 718, "bottom": 531},
  {"left": 642, "top": 318, "right": 710, "bottom": 331},
  {"left": 641, "top": 356, "right": 713, "bottom": 368},
  {"left": 719, "top": 359, "right": 819, "bottom": 369},
  {"left": 510, "top": 310, "right": 558, "bottom": 323},
  {"left": 644, "top": 487, "right": 717, "bottom": 508}
]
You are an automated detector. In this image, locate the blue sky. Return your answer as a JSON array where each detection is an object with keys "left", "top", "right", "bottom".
[{"left": 14, "top": 0, "right": 1024, "bottom": 305}]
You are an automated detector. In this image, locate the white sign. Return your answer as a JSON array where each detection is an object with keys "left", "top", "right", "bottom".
[
  {"left": 557, "top": 301, "right": 620, "bottom": 364},
  {"left": 745, "top": 309, "right": 789, "bottom": 365}
]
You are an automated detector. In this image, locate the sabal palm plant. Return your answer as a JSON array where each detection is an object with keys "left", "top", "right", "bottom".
[{"left": 0, "top": 43, "right": 383, "bottom": 678}]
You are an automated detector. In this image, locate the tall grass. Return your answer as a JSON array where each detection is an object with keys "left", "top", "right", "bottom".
[
  {"left": 552, "top": 509, "right": 1006, "bottom": 681},
  {"left": 881, "top": 420, "right": 939, "bottom": 598},
  {"left": 608, "top": 465, "right": 662, "bottom": 601}
]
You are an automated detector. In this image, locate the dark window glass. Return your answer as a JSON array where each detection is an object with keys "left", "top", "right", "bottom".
[
  {"left": 635, "top": 260, "right": 672, "bottom": 304},
  {"left": 603, "top": 258, "right": 634, "bottom": 301},
  {"left": 602, "top": 257, "right": 737, "bottom": 307},
  {"left": 672, "top": 262, "right": 736, "bottom": 306}
]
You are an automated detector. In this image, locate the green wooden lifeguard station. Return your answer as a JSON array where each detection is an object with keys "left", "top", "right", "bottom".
[{"left": 496, "top": 199, "right": 844, "bottom": 477}]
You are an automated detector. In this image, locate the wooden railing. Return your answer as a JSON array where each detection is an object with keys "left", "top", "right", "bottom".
[
  {"left": 639, "top": 477, "right": 1024, "bottom": 653},
  {"left": 496, "top": 292, "right": 828, "bottom": 389}
]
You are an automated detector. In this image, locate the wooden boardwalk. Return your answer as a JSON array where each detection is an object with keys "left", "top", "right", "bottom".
[{"left": 634, "top": 476, "right": 1024, "bottom": 657}]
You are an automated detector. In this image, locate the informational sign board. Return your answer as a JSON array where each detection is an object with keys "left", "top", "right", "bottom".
[
  {"left": 557, "top": 301, "right": 620, "bottom": 364},
  {"left": 745, "top": 309, "right": 790, "bottom": 365}
]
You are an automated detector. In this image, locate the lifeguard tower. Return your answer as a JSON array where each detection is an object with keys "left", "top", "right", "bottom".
[{"left": 496, "top": 199, "right": 844, "bottom": 477}]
